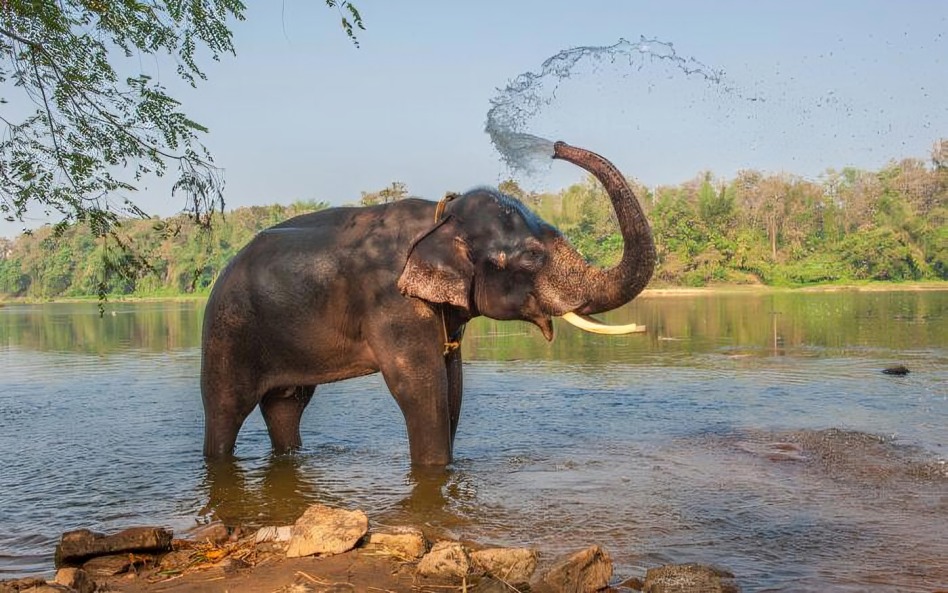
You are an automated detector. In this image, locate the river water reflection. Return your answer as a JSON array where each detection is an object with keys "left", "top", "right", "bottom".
[{"left": 1, "top": 289, "right": 945, "bottom": 591}]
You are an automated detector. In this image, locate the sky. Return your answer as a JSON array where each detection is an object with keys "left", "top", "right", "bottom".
[{"left": 3, "top": 0, "right": 947, "bottom": 237}]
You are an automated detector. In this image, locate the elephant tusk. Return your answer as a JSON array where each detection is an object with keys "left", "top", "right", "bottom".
[{"left": 560, "top": 312, "right": 646, "bottom": 335}]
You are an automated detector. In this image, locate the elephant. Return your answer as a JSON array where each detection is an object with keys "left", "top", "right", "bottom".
[{"left": 201, "top": 141, "right": 656, "bottom": 466}]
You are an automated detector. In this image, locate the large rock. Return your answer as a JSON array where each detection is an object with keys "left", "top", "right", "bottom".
[
  {"left": 470, "top": 547, "right": 539, "bottom": 584},
  {"left": 365, "top": 526, "right": 428, "bottom": 560},
  {"left": 55, "top": 527, "right": 173, "bottom": 567},
  {"left": 642, "top": 563, "right": 740, "bottom": 593},
  {"left": 285, "top": 504, "right": 368, "bottom": 558},
  {"left": 53, "top": 568, "right": 94, "bottom": 593},
  {"left": 417, "top": 541, "right": 471, "bottom": 579},
  {"left": 533, "top": 545, "right": 612, "bottom": 593}
]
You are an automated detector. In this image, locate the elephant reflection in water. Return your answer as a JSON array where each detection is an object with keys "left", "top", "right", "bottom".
[
  {"left": 200, "top": 458, "right": 464, "bottom": 534},
  {"left": 201, "top": 141, "right": 655, "bottom": 466}
]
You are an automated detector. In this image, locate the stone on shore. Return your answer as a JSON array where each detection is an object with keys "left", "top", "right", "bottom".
[
  {"left": 470, "top": 547, "right": 539, "bottom": 584},
  {"left": 81, "top": 553, "right": 153, "bottom": 578},
  {"left": 285, "top": 504, "right": 369, "bottom": 558},
  {"left": 416, "top": 541, "right": 471, "bottom": 579},
  {"left": 53, "top": 568, "right": 93, "bottom": 593},
  {"left": 365, "top": 526, "right": 428, "bottom": 560},
  {"left": 54, "top": 527, "right": 173, "bottom": 567},
  {"left": 0, "top": 577, "right": 47, "bottom": 592},
  {"left": 187, "top": 521, "right": 230, "bottom": 545},
  {"left": 533, "top": 545, "right": 613, "bottom": 593},
  {"left": 642, "top": 563, "right": 740, "bottom": 593},
  {"left": 254, "top": 525, "right": 294, "bottom": 544}
]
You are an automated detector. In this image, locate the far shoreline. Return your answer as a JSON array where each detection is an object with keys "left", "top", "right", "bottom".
[{"left": 1, "top": 280, "right": 946, "bottom": 306}]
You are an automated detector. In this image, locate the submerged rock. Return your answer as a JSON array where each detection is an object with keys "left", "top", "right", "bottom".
[
  {"left": 642, "top": 563, "right": 740, "bottom": 593},
  {"left": 285, "top": 504, "right": 368, "bottom": 558}
]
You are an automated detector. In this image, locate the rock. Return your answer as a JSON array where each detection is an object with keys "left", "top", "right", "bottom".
[
  {"left": 16, "top": 586, "right": 72, "bottom": 593},
  {"left": 157, "top": 549, "right": 194, "bottom": 571},
  {"left": 53, "top": 568, "right": 94, "bottom": 593},
  {"left": 617, "top": 575, "right": 646, "bottom": 590},
  {"left": 0, "top": 577, "right": 47, "bottom": 592},
  {"left": 882, "top": 364, "right": 910, "bottom": 375},
  {"left": 417, "top": 541, "right": 471, "bottom": 579},
  {"left": 254, "top": 525, "right": 294, "bottom": 544},
  {"left": 285, "top": 504, "right": 369, "bottom": 558},
  {"left": 365, "top": 526, "right": 428, "bottom": 560},
  {"left": 81, "top": 553, "right": 144, "bottom": 578},
  {"left": 187, "top": 521, "right": 229, "bottom": 545},
  {"left": 468, "top": 576, "right": 518, "bottom": 592},
  {"left": 533, "top": 545, "right": 613, "bottom": 593},
  {"left": 470, "top": 547, "right": 539, "bottom": 584},
  {"left": 55, "top": 527, "right": 173, "bottom": 567},
  {"left": 642, "top": 564, "right": 740, "bottom": 593}
]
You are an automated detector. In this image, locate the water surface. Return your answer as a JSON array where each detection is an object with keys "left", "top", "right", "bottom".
[{"left": 0, "top": 290, "right": 945, "bottom": 591}]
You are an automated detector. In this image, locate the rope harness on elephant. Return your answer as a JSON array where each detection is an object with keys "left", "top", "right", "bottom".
[{"left": 435, "top": 192, "right": 466, "bottom": 357}]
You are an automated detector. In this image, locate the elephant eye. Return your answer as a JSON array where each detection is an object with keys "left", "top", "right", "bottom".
[{"left": 516, "top": 249, "right": 546, "bottom": 272}]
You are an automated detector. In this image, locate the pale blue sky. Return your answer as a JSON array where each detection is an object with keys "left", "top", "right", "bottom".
[{"left": 4, "top": 0, "right": 947, "bottom": 236}]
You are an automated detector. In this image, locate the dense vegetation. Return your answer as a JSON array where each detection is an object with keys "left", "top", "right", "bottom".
[{"left": 0, "top": 142, "right": 945, "bottom": 300}]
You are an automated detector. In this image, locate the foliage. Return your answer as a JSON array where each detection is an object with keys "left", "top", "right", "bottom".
[
  {"left": 554, "top": 142, "right": 947, "bottom": 288},
  {"left": 0, "top": 1, "right": 362, "bottom": 298},
  {"left": 0, "top": 200, "right": 328, "bottom": 298},
  {"left": 0, "top": 143, "right": 946, "bottom": 300}
]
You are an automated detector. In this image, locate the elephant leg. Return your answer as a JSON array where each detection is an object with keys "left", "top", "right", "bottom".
[
  {"left": 260, "top": 385, "right": 316, "bottom": 453},
  {"left": 445, "top": 348, "right": 463, "bottom": 447},
  {"left": 376, "top": 343, "right": 453, "bottom": 467},
  {"left": 202, "top": 382, "right": 260, "bottom": 458}
]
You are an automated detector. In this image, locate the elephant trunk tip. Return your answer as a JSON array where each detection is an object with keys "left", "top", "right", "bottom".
[{"left": 552, "top": 141, "right": 570, "bottom": 160}]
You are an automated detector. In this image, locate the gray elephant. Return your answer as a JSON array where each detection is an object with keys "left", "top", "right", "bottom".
[{"left": 201, "top": 141, "right": 655, "bottom": 466}]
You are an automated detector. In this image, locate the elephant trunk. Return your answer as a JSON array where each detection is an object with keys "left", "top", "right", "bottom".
[{"left": 552, "top": 141, "right": 656, "bottom": 315}]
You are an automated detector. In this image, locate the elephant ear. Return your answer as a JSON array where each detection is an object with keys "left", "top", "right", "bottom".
[{"left": 398, "top": 216, "right": 474, "bottom": 313}]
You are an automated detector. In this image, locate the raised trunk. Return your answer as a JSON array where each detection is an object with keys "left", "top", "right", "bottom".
[{"left": 552, "top": 141, "right": 656, "bottom": 314}]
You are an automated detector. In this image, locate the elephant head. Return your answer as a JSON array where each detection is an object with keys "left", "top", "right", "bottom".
[{"left": 397, "top": 141, "right": 656, "bottom": 339}]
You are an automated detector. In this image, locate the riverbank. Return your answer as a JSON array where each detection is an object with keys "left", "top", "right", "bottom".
[
  {"left": 5, "top": 507, "right": 738, "bottom": 593},
  {"left": 2, "top": 280, "right": 945, "bottom": 306}
]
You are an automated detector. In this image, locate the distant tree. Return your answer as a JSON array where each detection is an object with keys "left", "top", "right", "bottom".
[{"left": 360, "top": 181, "right": 409, "bottom": 206}]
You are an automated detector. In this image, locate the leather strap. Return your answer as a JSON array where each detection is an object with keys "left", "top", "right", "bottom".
[{"left": 434, "top": 192, "right": 464, "bottom": 356}]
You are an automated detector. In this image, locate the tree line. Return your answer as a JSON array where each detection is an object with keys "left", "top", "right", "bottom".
[{"left": 0, "top": 142, "right": 945, "bottom": 300}]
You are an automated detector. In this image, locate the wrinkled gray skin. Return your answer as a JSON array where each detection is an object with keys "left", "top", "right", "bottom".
[{"left": 201, "top": 142, "right": 655, "bottom": 466}]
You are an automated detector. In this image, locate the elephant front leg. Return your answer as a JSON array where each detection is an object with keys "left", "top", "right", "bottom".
[{"left": 377, "top": 344, "right": 454, "bottom": 467}]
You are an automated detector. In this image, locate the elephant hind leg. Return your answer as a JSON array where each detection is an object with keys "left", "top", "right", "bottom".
[{"left": 260, "top": 385, "right": 316, "bottom": 453}]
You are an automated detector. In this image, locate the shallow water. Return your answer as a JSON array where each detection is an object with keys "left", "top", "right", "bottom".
[{"left": 0, "top": 291, "right": 945, "bottom": 591}]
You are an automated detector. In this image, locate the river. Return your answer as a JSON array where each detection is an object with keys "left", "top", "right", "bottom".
[{"left": 0, "top": 289, "right": 945, "bottom": 591}]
